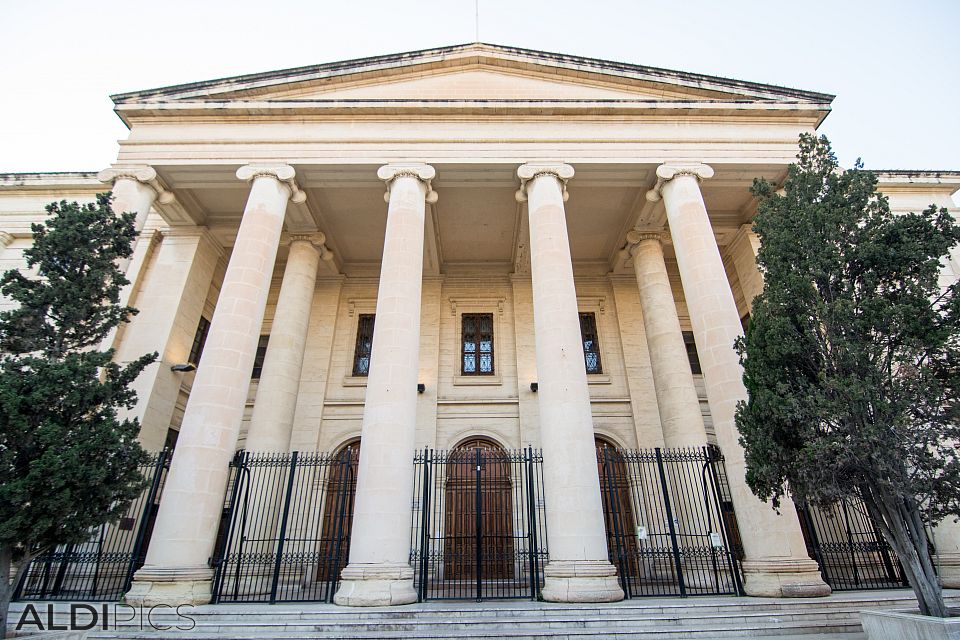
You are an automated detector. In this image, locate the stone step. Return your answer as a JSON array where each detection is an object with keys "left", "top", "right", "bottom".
[
  {"left": 83, "top": 619, "right": 863, "bottom": 640},
  {"left": 17, "top": 592, "right": 942, "bottom": 622},
  {"left": 65, "top": 606, "right": 880, "bottom": 630},
  {"left": 10, "top": 591, "right": 956, "bottom": 639}
]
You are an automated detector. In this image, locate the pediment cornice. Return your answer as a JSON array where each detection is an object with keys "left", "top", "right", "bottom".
[{"left": 111, "top": 43, "right": 834, "bottom": 109}]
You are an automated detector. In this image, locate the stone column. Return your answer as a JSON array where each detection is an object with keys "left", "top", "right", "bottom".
[
  {"left": 933, "top": 519, "right": 960, "bottom": 588},
  {"left": 334, "top": 163, "right": 437, "bottom": 606},
  {"left": 516, "top": 163, "right": 623, "bottom": 603},
  {"left": 627, "top": 231, "right": 707, "bottom": 448},
  {"left": 126, "top": 164, "right": 304, "bottom": 605},
  {"left": 245, "top": 234, "right": 328, "bottom": 452},
  {"left": 97, "top": 166, "right": 159, "bottom": 273},
  {"left": 648, "top": 163, "right": 830, "bottom": 598},
  {"left": 728, "top": 224, "right": 764, "bottom": 315}
]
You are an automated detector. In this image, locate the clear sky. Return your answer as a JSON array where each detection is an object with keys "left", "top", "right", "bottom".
[{"left": 1, "top": 0, "right": 957, "bottom": 174}]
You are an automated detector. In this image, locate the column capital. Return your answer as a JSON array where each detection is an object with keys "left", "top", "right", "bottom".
[
  {"left": 285, "top": 232, "right": 335, "bottom": 262},
  {"left": 515, "top": 162, "right": 574, "bottom": 203},
  {"left": 625, "top": 229, "right": 664, "bottom": 255},
  {"left": 377, "top": 163, "right": 438, "bottom": 204},
  {"left": 0, "top": 231, "right": 14, "bottom": 248},
  {"left": 645, "top": 163, "right": 714, "bottom": 202},
  {"left": 97, "top": 165, "right": 158, "bottom": 186},
  {"left": 287, "top": 231, "right": 325, "bottom": 245},
  {"left": 236, "top": 164, "right": 306, "bottom": 203}
]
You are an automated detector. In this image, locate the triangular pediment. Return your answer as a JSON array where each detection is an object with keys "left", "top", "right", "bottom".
[
  {"left": 113, "top": 43, "right": 834, "bottom": 107},
  {"left": 245, "top": 67, "right": 699, "bottom": 102}
]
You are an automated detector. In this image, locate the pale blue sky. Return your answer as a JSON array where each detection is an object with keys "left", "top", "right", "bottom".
[{"left": 1, "top": 0, "right": 957, "bottom": 174}]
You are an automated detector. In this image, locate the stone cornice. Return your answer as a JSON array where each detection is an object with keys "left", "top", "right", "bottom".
[
  {"left": 236, "top": 164, "right": 306, "bottom": 203},
  {"left": 377, "top": 163, "right": 438, "bottom": 204},
  {"left": 645, "top": 163, "right": 714, "bottom": 202},
  {"left": 515, "top": 162, "right": 575, "bottom": 202}
]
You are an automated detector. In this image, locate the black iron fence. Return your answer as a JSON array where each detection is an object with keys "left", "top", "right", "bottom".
[
  {"left": 211, "top": 448, "right": 356, "bottom": 603},
  {"left": 14, "top": 450, "right": 171, "bottom": 602},
  {"left": 410, "top": 445, "right": 548, "bottom": 601},
  {"left": 797, "top": 497, "right": 909, "bottom": 591},
  {"left": 597, "top": 445, "right": 744, "bottom": 598}
]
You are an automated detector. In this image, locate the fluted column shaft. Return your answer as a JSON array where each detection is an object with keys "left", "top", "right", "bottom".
[
  {"left": 628, "top": 232, "right": 707, "bottom": 447},
  {"left": 518, "top": 163, "right": 623, "bottom": 603},
  {"left": 245, "top": 237, "right": 322, "bottom": 452},
  {"left": 127, "top": 165, "right": 302, "bottom": 605},
  {"left": 651, "top": 163, "right": 830, "bottom": 598},
  {"left": 334, "top": 164, "right": 436, "bottom": 607}
]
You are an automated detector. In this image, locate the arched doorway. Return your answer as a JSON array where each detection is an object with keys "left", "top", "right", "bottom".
[
  {"left": 444, "top": 438, "right": 514, "bottom": 583},
  {"left": 317, "top": 439, "right": 360, "bottom": 585},
  {"left": 596, "top": 437, "right": 640, "bottom": 589}
]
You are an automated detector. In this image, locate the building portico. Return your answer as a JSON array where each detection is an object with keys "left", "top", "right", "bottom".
[{"left": 4, "top": 43, "right": 960, "bottom": 608}]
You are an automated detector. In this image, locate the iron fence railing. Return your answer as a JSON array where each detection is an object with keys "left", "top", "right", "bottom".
[
  {"left": 14, "top": 450, "right": 171, "bottom": 602},
  {"left": 211, "top": 449, "right": 355, "bottom": 603},
  {"left": 597, "top": 445, "right": 744, "bottom": 598},
  {"left": 410, "top": 446, "right": 547, "bottom": 601},
  {"left": 797, "top": 497, "right": 910, "bottom": 591}
]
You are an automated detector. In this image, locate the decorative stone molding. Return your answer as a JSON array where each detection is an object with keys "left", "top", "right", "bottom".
[
  {"left": 448, "top": 296, "right": 505, "bottom": 316},
  {"left": 236, "top": 164, "right": 307, "bottom": 203},
  {"left": 0, "top": 231, "right": 14, "bottom": 248},
  {"left": 377, "top": 163, "right": 438, "bottom": 204},
  {"left": 515, "top": 162, "right": 575, "bottom": 202},
  {"left": 645, "top": 163, "right": 714, "bottom": 202}
]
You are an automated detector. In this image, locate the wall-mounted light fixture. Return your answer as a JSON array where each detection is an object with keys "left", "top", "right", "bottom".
[
  {"left": 170, "top": 363, "right": 197, "bottom": 373},
  {"left": 530, "top": 382, "right": 538, "bottom": 392},
  {"left": 417, "top": 383, "right": 426, "bottom": 394}
]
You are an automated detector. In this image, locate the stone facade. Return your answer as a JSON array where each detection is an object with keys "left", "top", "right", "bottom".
[{"left": 2, "top": 43, "right": 959, "bottom": 605}]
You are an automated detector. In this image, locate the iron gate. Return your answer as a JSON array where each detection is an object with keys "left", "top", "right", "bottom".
[
  {"left": 797, "top": 497, "right": 909, "bottom": 591},
  {"left": 14, "top": 450, "right": 172, "bottom": 602},
  {"left": 410, "top": 445, "right": 547, "bottom": 601},
  {"left": 598, "top": 445, "right": 744, "bottom": 598},
  {"left": 211, "top": 449, "right": 356, "bottom": 603}
]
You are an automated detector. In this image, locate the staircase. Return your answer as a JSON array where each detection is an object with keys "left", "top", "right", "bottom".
[{"left": 8, "top": 590, "right": 959, "bottom": 639}]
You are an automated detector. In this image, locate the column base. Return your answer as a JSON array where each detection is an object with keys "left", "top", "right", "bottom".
[
  {"left": 125, "top": 566, "right": 214, "bottom": 606},
  {"left": 741, "top": 558, "right": 831, "bottom": 597},
  {"left": 333, "top": 563, "right": 417, "bottom": 606},
  {"left": 541, "top": 560, "right": 624, "bottom": 603},
  {"left": 935, "top": 553, "right": 960, "bottom": 588}
]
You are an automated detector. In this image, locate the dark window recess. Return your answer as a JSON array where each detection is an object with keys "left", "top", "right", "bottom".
[
  {"left": 579, "top": 312, "right": 603, "bottom": 374},
  {"left": 682, "top": 331, "right": 702, "bottom": 375},
  {"left": 164, "top": 428, "right": 180, "bottom": 452},
  {"left": 461, "top": 313, "right": 494, "bottom": 375},
  {"left": 352, "top": 314, "right": 375, "bottom": 376},
  {"left": 251, "top": 335, "right": 270, "bottom": 379},
  {"left": 188, "top": 316, "right": 211, "bottom": 365}
]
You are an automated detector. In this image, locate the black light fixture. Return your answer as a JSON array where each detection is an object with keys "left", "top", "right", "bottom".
[
  {"left": 530, "top": 382, "right": 538, "bottom": 392},
  {"left": 417, "top": 383, "right": 426, "bottom": 394},
  {"left": 170, "top": 363, "right": 197, "bottom": 373}
]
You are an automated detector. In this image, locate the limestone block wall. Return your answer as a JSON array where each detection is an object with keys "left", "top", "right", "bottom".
[{"left": 270, "top": 270, "right": 702, "bottom": 455}]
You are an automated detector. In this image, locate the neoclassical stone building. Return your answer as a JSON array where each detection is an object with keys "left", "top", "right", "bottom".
[{"left": 3, "top": 43, "right": 959, "bottom": 608}]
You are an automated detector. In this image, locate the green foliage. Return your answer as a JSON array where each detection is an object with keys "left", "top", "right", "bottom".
[
  {"left": 737, "top": 134, "right": 960, "bottom": 616},
  {"left": 0, "top": 194, "right": 157, "bottom": 559}
]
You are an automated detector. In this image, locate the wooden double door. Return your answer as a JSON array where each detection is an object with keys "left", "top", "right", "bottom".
[{"left": 443, "top": 438, "right": 515, "bottom": 581}]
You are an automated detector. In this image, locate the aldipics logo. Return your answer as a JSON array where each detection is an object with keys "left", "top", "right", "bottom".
[{"left": 15, "top": 603, "right": 196, "bottom": 632}]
